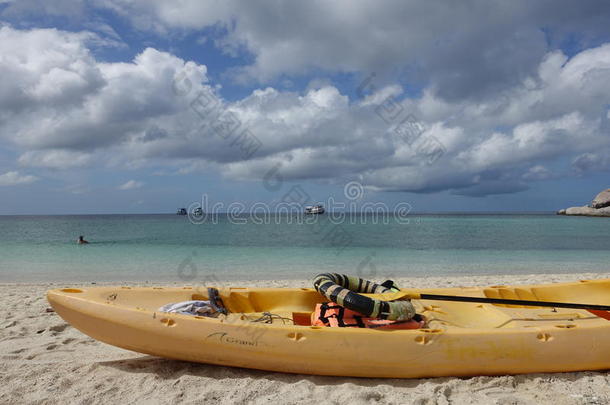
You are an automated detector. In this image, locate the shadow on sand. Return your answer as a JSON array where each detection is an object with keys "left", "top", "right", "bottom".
[
  {"left": 99, "top": 355, "right": 443, "bottom": 389},
  {"left": 99, "top": 354, "right": 609, "bottom": 389}
]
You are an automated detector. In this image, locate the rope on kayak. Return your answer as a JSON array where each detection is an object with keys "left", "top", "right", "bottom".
[
  {"left": 248, "top": 312, "right": 294, "bottom": 324},
  {"left": 313, "top": 273, "right": 416, "bottom": 321}
]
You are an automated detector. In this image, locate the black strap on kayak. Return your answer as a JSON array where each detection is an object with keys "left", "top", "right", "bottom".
[
  {"left": 317, "top": 302, "right": 333, "bottom": 326},
  {"left": 381, "top": 279, "right": 400, "bottom": 291},
  {"left": 336, "top": 306, "right": 365, "bottom": 328},
  {"left": 317, "top": 302, "right": 427, "bottom": 328},
  {"left": 318, "top": 302, "right": 366, "bottom": 328},
  {"left": 208, "top": 287, "right": 228, "bottom": 315}
]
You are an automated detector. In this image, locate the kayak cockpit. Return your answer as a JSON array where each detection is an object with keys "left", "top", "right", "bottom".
[{"left": 49, "top": 280, "right": 609, "bottom": 331}]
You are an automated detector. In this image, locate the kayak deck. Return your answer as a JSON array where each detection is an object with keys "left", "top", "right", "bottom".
[{"left": 47, "top": 278, "right": 610, "bottom": 378}]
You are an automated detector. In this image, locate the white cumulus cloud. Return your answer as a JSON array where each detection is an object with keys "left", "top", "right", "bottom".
[
  {"left": 118, "top": 180, "right": 143, "bottom": 190},
  {"left": 18, "top": 149, "right": 91, "bottom": 169},
  {"left": 0, "top": 171, "right": 38, "bottom": 186},
  {"left": 1, "top": 23, "right": 610, "bottom": 196}
]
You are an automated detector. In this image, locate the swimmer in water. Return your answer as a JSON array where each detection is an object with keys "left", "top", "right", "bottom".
[{"left": 77, "top": 235, "right": 89, "bottom": 245}]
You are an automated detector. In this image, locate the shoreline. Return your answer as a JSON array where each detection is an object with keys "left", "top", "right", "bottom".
[
  {"left": 2, "top": 272, "right": 609, "bottom": 403},
  {"left": 3, "top": 271, "right": 609, "bottom": 287}
]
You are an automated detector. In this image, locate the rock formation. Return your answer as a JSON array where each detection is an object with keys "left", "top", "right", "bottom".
[
  {"left": 591, "top": 189, "right": 610, "bottom": 209},
  {"left": 557, "top": 188, "right": 610, "bottom": 217}
]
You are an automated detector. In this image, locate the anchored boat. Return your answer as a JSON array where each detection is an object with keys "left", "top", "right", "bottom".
[
  {"left": 305, "top": 204, "right": 325, "bottom": 214},
  {"left": 47, "top": 277, "right": 610, "bottom": 378}
]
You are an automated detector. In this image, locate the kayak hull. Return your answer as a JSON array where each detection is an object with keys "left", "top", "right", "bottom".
[{"left": 47, "top": 279, "right": 610, "bottom": 378}]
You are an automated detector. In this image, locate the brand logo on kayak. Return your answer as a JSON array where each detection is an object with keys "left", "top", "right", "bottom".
[{"left": 206, "top": 332, "right": 260, "bottom": 347}]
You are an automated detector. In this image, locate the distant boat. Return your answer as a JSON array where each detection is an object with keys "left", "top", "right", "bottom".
[
  {"left": 305, "top": 204, "right": 325, "bottom": 214},
  {"left": 192, "top": 207, "right": 203, "bottom": 216},
  {"left": 177, "top": 208, "right": 187, "bottom": 215}
]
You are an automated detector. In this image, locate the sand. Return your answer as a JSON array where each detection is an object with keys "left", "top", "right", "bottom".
[{"left": 2, "top": 273, "right": 610, "bottom": 404}]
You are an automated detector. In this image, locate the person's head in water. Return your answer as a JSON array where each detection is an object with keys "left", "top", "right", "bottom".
[{"left": 78, "top": 235, "right": 89, "bottom": 244}]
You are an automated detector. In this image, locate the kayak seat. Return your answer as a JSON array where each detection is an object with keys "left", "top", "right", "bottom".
[
  {"left": 217, "top": 288, "right": 324, "bottom": 314},
  {"left": 415, "top": 300, "right": 515, "bottom": 329},
  {"left": 483, "top": 287, "right": 544, "bottom": 308}
]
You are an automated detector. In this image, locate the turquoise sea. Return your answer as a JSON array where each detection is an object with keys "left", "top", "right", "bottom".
[{"left": 0, "top": 213, "right": 609, "bottom": 282}]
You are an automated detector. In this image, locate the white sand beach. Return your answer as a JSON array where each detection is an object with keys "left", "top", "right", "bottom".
[{"left": 2, "top": 273, "right": 610, "bottom": 404}]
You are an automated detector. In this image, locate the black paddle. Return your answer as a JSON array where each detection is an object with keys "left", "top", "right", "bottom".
[{"left": 404, "top": 292, "right": 610, "bottom": 320}]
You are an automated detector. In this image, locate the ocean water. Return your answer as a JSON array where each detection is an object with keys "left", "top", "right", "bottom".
[{"left": 0, "top": 213, "right": 609, "bottom": 282}]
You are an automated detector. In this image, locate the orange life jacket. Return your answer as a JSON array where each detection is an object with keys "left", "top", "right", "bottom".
[{"left": 311, "top": 303, "right": 425, "bottom": 330}]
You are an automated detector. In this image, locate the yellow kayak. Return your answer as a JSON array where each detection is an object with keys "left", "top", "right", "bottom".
[{"left": 47, "top": 278, "right": 610, "bottom": 378}]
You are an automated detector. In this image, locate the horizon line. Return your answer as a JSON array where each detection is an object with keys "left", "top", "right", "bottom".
[{"left": 0, "top": 210, "right": 559, "bottom": 217}]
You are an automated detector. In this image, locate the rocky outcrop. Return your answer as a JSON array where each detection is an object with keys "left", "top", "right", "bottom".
[
  {"left": 560, "top": 206, "right": 610, "bottom": 217},
  {"left": 591, "top": 189, "right": 610, "bottom": 209},
  {"left": 557, "top": 188, "right": 610, "bottom": 217}
]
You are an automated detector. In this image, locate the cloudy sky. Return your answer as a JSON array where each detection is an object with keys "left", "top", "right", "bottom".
[{"left": 1, "top": 1, "right": 610, "bottom": 214}]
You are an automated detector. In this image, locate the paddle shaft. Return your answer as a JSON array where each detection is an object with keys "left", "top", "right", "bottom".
[{"left": 409, "top": 293, "right": 610, "bottom": 311}]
